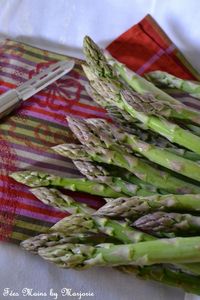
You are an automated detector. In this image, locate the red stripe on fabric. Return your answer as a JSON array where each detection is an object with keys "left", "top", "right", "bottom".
[
  {"left": 0, "top": 141, "right": 19, "bottom": 241},
  {"left": 0, "top": 183, "right": 67, "bottom": 218},
  {"left": 19, "top": 104, "right": 104, "bottom": 120},
  {"left": 1, "top": 175, "right": 104, "bottom": 208},
  {"left": 0, "top": 80, "right": 16, "bottom": 89},
  {"left": 15, "top": 202, "right": 67, "bottom": 218}
]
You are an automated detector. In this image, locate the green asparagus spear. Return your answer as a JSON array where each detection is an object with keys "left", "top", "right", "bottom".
[
  {"left": 165, "top": 147, "right": 200, "bottom": 162},
  {"left": 88, "top": 107, "right": 200, "bottom": 160},
  {"left": 134, "top": 212, "right": 200, "bottom": 237},
  {"left": 106, "top": 51, "right": 200, "bottom": 119},
  {"left": 38, "top": 236, "right": 200, "bottom": 269},
  {"left": 119, "top": 264, "right": 200, "bottom": 295},
  {"left": 51, "top": 213, "right": 154, "bottom": 245},
  {"left": 104, "top": 51, "right": 181, "bottom": 104},
  {"left": 30, "top": 186, "right": 154, "bottom": 243},
  {"left": 86, "top": 70, "right": 200, "bottom": 154},
  {"left": 107, "top": 105, "right": 177, "bottom": 148},
  {"left": 187, "top": 124, "right": 200, "bottom": 137},
  {"left": 54, "top": 215, "right": 200, "bottom": 274},
  {"left": 96, "top": 194, "right": 200, "bottom": 219},
  {"left": 10, "top": 170, "right": 124, "bottom": 198},
  {"left": 83, "top": 36, "right": 200, "bottom": 124},
  {"left": 22, "top": 227, "right": 200, "bottom": 293},
  {"left": 83, "top": 36, "right": 116, "bottom": 79},
  {"left": 73, "top": 160, "right": 157, "bottom": 196},
  {"left": 68, "top": 116, "right": 200, "bottom": 183},
  {"left": 30, "top": 187, "right": 95, "bottom": 214},
  {"left": 21, "top": 232, "right": 104, "bottom": 254},
  {"left": 50, "top": 213, "right": 98, "bottom": 234},
  {"left": 52, "top": 143, "right": 200, "bottom": 194},
  {"left": 146, "top": 70, "right": 200, "bottom": 99},
  {"left": 122, "top": 88, "right": 200, "bottom": 154}
]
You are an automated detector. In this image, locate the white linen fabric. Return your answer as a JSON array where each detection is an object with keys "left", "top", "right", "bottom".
[{"left": 0, "top": 0, "right": 199, "bottom": 299}]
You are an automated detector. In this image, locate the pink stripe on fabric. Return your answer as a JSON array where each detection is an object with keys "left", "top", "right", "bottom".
[
  {"left": 22, "top": 94, "right": 105, "bottom": 117},
  {"left": 0, "top": 205, "right": 63, "bottom": 223},
  {"left": 0, "top": 190, "right": 62, "bottom": 212},
  {"left": 17, "top": 109, "right": 67, "bottom": 126},
  {"left": 136, "top": 44, "right": 176, "bottom": 75},
  {"left": 0, "top": 62, "right": 30, "bottom": 74}
]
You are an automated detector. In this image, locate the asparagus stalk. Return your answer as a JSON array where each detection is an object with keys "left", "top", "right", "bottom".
[
  {"left": 52, "top": 143, "right": 200, "bottom": 194},
  {"left": 82, "top": 38, "right": 200, "bottom": 153},
  {"left": 104, "top": 52, "right": 180, "bottom": 104},
  {"left": 83, "top": 36, "right": 200, "bottom": 124},
  {"left": 121, "top": 88, "right": 200, "bottom": 154},
  {"left": 146, "top": 70, "right": 200, "bottom": 99},
  {"left": 26, "top": 193, "right": 200, "bottom": 275},
  {"left": 73, "top": 160, "right": 157, "bottom": 196},
  {"left": 21, "top": 232, "right": 105, "bottom": 254},
  {"left": 83, "top": 36, "right": 116, "bottom": 79},
  {"left": 38, "top": 236, "right": 200, "bottom": 269},
  {"left": 10, "top": 170, "right": 124, "bottom": 198},
  {"left": 22, "top": 226, "right": 200, "bottom": 293},
  {"left": 110, "top": 113, "right": 200, "bottom": 160},
  {"left": 30, "top": 186, "right": 154, "bottom": 244},
  {"left": 119, "top": 264, "right": 200, "bottom": 295},
  {"left": 68, "top": 116, "right": 200, "bottom": 183},
  {"left": 96, "top": 194, "right": 200, "bottom": 219},
  {"left": 106, "top": 50, "right": 200, "bottom": 124},
  {"left": 134, "top": 212, "right": 200, "bottom": 237},
  {"left": 30, "top": 187, "right": 95, "bottom": 214},
  {"left": 51, "top": 213, "right": 98, "bottom": 234},
  {"left": 88, "top": 111, "right": 200, "bottom": 161},
  {"left": 51, "top": 213, "right": 154, "bottom": 244},
  {"left": 187, "top": 124, "right": 200, "bottom": 137},
  {"left": 107, "top": 105, "right": 177, "bottom": 148},
  {"left": 87, "top": 70, "right": 200, "bottom": 155},
  {"left": 27, "top": 227, "right": 200, "bottom": 293},
  {"left": 166, "top": 147, "right": 200, "bottom": 162}
]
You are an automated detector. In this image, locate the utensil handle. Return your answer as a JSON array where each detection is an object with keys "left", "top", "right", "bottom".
[{"left": 0, "top": 90, "right": 21, "bottom": 119}]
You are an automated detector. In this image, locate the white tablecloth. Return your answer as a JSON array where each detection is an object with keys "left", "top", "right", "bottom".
[{"left": 0, "top": 1, "right": 199, "bottom": 299}]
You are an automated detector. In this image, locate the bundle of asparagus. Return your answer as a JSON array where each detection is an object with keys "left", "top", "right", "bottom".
[{"left": 10, "top": 36, "right": 200, "bottom": 295}]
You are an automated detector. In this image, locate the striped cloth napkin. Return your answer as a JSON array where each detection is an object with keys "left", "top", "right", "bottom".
[{"left": 0, "top": 14, "right": 199, "bottom": 244}]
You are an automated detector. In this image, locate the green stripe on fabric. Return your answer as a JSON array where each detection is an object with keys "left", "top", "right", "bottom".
[
  {"left": 5, "top": 39, "right": 84, "bottom": 63},
  {"left": 15, "top": 214, "right": 54, "bottom": 227},
  {"left": 0, "top": 126, "right": 69, "bottom": 145},
  {"left": 14, "top": 219, "right": 49, "bottom": 233},
  {"left": 0, "top": 120, "right": 71, "bottom": 141},
  {"left": 5, "top": 45, "right": 73, "bottom": 64},
  {"left": 9, "top": 115, "right": 69, "bottom": 130},
  {"left": 11, "top": 231, "right": 30, "bottom": 241}
]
